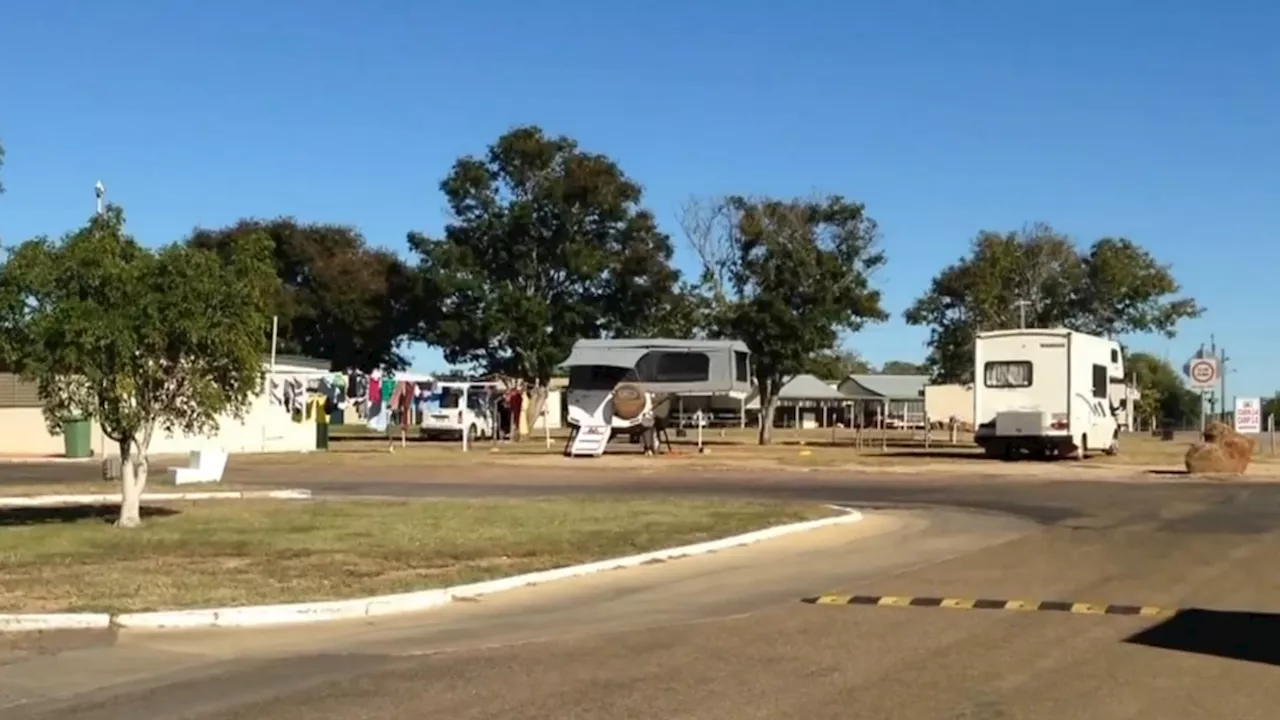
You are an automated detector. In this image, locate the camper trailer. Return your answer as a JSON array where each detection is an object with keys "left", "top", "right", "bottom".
[
  {"left": 558, "top": 338, "right": 752, "bottom": 457},
  {"left": 973, "top": 329, "right": 1123, "bottom": 459}
]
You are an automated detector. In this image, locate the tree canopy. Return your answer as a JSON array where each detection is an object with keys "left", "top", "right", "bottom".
[
  {"left": 187, "top": 218, "right": 414, "bottom": 372},
  {"left": 1127, "top": 352, "right": 1202, "bottom": 430},
  {"left": 904, "top": 224, "right": 1202, "bottom": 382},
  {"left": 683, "top": 194, "right": 888, "bottom": 444},
  {"left": 806, "top": 348, "right": 872, "bottom": 380},
  {"left": 879, "top": 360, "right": 927, "bottom": 375},
  {"left": 0, "top": 206, "right": 276, "bottom": 526},
  {"left": 409, "top": 125, "right": 692, "bottom": 429}
]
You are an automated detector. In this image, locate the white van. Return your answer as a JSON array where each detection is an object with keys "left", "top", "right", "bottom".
[
  {"left": 421, "top": 382, "right": 496, "bottom": 441},
  {"left": 973, "top": 329, "right": 1122, "bottom": 459}
]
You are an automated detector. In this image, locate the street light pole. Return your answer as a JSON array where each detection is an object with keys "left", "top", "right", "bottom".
[{"left": 94, "top": 181, "right": 105, "bottom": 215}]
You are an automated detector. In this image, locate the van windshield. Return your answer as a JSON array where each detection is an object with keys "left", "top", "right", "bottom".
[{"left": 984, "top": 361, "right": 1033, "bottom": 388}]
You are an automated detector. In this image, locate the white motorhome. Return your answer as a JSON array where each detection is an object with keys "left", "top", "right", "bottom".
[
  {"left": 558, "top": 338, "right": 753, "bottom": 457},
  {"left": 973, "top": 329, "right": 1123, "bottom": 459}
]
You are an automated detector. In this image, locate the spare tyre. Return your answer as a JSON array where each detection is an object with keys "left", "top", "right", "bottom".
[{"left": 611, "top": 383, "right": 647, "bottom": 421}]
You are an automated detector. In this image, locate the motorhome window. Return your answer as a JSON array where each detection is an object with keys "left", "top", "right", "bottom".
[
  {"left": 983, "top": 361, "right": 1032, "bottom": 388},
  {"left": 734, "top": 351, "right": 750, "bottom": 382},
  {"left": 569, "top": 365, "right": 632, "bottom": 391},
  {"left": 1110, "top": 348, "right": 1119, "bottom": 364},
  {"left": 652, "top": 352, "right": 711, "bottom": 382},
  {"left": 1092, "top": 364, "right": 1107, "bottom": 399}
]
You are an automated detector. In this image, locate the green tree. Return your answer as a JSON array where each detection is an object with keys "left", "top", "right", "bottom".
[
  {"left": 188, "top": 218, "right": 414, "bottom": 372},
  {"left": 682, "top": 194, "right": 887, "bottom": 444},
  {"left": 879, "top": 360, "right": 926, "bottom": 375},
  {"left": 905, "top": 224, "right": 1202, "bottom": 382},
  {"left": 806, "top": 348, "right": 872, "bottom": 381},
  {"left": 409, "top": 126, "right": 693, "bottom": 433},
  {"left": 0, "top": 206, "right": 275, "bottom": 526},
  {"left": 1127, "top": 352, "right": 1202, "bottom": 429},
  {"left": 1262, "top": 393, "right": 1280, "bottom": 425}
]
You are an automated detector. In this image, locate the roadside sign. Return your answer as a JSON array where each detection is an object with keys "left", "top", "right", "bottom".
[
  {"left": 1235, "top": 397, "right": 1262, "bottom": 434},
  {"left": 1185, "top": 357, "right": 1218, "bottom": 389}
]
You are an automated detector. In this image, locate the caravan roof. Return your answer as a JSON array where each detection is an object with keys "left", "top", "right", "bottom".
[{"left": 559, "top": 338, "right": 752, "bottom": 395}]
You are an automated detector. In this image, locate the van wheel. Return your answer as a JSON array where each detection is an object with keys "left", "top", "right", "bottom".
[{"left": 468, "top": 423, "right": 478, "bottom": 441}]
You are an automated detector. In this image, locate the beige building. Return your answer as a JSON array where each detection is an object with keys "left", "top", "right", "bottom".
[
  {"left": 0, "top": 360, "right": 322, "bottom": 459},
  {"left": 924, "top": 383, "right": 974, "bottom": 427}
]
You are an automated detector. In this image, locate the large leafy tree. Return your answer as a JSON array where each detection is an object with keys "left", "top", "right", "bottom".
[
  {"left": 1127, "top": 352, "right": 1202, "bottom": 429},
  {"left": 905, "top": 224, "right": 1202, "bottom": 382},
  {"left": 879, "top": 360, "right": 927, "bottom": 375},
  {"left": 188, "top": 219, "right": 414, "bottom": 372},
  {"left": 0, "top": 206, "right": 275, "bottom": 526},
  {"left": 410, "top": 125, "right": 692, "bottom": 429},
  {"left": 806, "top": 348, "right": 872, "bottom": 380},
  {"left": 683, "top": 194, "right": 888, "bottom": 444}
]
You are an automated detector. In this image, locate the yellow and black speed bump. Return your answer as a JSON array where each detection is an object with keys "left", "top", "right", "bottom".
[{"left": 801, "top": 595, "right": 1175, "bottom": 617}]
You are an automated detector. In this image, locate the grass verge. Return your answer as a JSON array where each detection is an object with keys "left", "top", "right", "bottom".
[
  {"left": 0, "top": 481, "right": 278, "bottom": 498},
  {"left": 0, "top": 497, "right": 838, "bottom": 613}
]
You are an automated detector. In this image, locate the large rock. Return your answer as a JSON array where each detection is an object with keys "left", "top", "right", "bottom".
[{"left": 1185, "top": 421, "right": 1255, "bottom": 474}]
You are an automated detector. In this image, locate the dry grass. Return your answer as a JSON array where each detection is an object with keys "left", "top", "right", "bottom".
[
  {"left": 242, "top": 426, "right": 1280, "bottom": 475},
  {"left": 0, "top": 497, "right": 835, "bottom": 613}
]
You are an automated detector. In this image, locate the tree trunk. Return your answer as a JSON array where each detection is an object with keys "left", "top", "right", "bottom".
[
  {"left": 116, "top": 438, "right": 143, "bottom": 528},
  {"left": 758, "top": 383, "right": 781, "bottom": 446},
  {"left": 525, "top": 382, "right": 549, "bottom": 442}
]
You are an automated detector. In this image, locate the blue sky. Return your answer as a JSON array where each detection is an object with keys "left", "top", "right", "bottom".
[{"left": 2, "top": 0, "right": 1277, "bottom": 401}]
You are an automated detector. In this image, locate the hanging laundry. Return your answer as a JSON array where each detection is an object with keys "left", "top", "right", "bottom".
[
  {"left": 380, "top": 376, "right": 395, "bottom": 408},
  {"left": 368, "top": 370, "right": 382, "bottom": 418},
  {"left": 366, "top": 401, "right": 388, "bottom": 433},
  {"left": 268, "top": 376, "right": 283, "bottom": 406}
]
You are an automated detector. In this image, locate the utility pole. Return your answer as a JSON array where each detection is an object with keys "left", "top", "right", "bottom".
[
  {"left": 1012, "top": 299, "right": 1031, "bottom": 330},
  {"left": 1209, "top": 335, "right": 1231, "bottom": 423}
]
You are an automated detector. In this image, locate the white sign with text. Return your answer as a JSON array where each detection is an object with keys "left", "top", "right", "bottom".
[{"left": 1235, "top": 397, "right": 1262, "bottom": 434}]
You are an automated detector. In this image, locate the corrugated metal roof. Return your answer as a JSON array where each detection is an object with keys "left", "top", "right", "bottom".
[
  {"left": 777, "top": 374, "right": 848, "bottom": 401},
  {"left": 841, "top": 374, "right": 929, "bottom": 400}
]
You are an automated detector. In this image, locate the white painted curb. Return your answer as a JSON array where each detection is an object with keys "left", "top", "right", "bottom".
[
  {"left": 0, "top": 613, "right": 114, "bottom": 633},
  {"left": 0, "top": 505, "right": 862, "bottom": 633},
  {"left": 0, "top": 488, "right": 312, "bottom": 509}
]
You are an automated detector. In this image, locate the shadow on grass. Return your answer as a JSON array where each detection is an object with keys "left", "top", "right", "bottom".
[
  {"left": 1125, "top": 608, "right": 1280, "bottom": 667},
  {"left": 0, "top": 503, "right": 181, "bottom": 527}
]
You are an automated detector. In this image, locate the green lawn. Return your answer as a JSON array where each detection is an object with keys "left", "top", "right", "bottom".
[{"left": 0, "top": 497, "right": 837, "bottom": 613}]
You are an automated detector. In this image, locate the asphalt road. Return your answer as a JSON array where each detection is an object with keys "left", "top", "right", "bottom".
[{"left": 7, "top": 468, "right": 1280, "bottom": 719}]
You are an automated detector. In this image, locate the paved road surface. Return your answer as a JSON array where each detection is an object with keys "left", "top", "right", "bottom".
[{"left": 7, "top": 470, "right": 1280, "bottom": 719}]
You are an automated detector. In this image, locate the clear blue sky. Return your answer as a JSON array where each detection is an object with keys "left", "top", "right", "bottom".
[{"left": 3, "top": 1, "right": 1277, "bottom": 401}]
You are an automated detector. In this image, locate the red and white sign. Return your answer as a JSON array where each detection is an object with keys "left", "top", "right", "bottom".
[
  {"left": 1235, "top": 397, "right": 1261, "bottom": 434},
  {"left": 1186, "top": 357, "right": 1218, "bottom": 389}
]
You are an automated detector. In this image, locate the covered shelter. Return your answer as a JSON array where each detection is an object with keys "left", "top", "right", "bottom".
[
  {"left": 837, "top": 374, "right": 929, "bottom": 429},
  {"left": 769, "top": 374, "right": 851, "bottom": 429}
]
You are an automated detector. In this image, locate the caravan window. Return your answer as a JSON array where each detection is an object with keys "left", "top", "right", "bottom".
[
  {"left": 635, "top": 352, "right": 711, "bottom": 383},
  {"left": 569, "top": 365, "right": 633, "bottom": 391},
  {"left": 734, "top": 351, "right": 750, "bottom": 382},
  {"left": 983, "top": 361, "right": 1032, "bottom": 388},
  {"left": 1092, "top": 364, "right": 1108, "bottom": 399}
]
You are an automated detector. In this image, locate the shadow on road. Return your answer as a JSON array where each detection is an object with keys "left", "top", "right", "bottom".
[
  {"left": 0, "top": 503, "right": 180, "bottom": 527},
  {"left": 1125, "top": 608, "right": 1280, "bottom": 667}
]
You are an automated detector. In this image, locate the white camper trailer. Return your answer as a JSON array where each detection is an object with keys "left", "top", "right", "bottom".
[
  {"left": 973, "top": 329, "right": 1123, "bottom": 459},
  {"left": 558, "top": 338, "right": 753, "bottom": 457}
]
